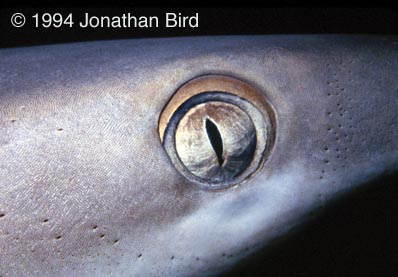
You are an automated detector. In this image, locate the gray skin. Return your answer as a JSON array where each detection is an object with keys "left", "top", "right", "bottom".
[{"left": 0, "top": 35, "right": 397, "bottom": 276}]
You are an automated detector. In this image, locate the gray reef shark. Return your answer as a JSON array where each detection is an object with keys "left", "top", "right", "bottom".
[{"left": 0, "top": 35, "right": 397, "bottom": 276}]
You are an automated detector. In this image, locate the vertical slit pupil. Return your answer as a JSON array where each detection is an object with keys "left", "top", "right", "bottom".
[{"left": 205, "top": 119, "right": 224, "bottom": 166}]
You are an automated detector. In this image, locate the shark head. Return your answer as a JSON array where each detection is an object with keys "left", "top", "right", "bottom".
[{"left": 0, "top": 35, "right": 397, "bottom": 276}]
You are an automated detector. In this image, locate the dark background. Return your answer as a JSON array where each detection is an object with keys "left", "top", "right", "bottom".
[
  {"left": 0, "top": 6, "right": 397, "bottom": 277},
  {"left": 223, "top": 172, "right": 398, "bottom": 277},
  {"left": 0, "top": 8, "right": 397, "bottom": 48}
]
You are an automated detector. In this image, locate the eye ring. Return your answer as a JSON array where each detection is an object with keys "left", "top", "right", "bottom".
[{"left": 159, "top": 75, "right": 276, "bottom": 190}]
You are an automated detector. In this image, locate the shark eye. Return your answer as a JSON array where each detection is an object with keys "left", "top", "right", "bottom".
[
  {"left": 159, "top": 75, "right": 276, "bottom": 190},
  {"left": 175, "top": 100, "right": 256, "bottom": 183}
]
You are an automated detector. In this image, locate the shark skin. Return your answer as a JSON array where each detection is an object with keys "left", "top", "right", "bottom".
[{"left": 0, "top": 35, "right": 397, "bottom": 276}]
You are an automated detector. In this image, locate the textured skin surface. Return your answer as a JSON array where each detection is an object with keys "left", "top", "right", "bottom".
[{"left": 0, "top": 35, "right": 397, "bottom": 276}]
